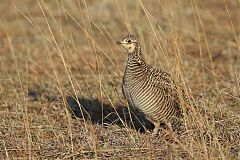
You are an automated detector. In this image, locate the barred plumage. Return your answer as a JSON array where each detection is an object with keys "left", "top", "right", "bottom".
[{"left": 117, "top": 34, "right": 182, "bottom": 134}]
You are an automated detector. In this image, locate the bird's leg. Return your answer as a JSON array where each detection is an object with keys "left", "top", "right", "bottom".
[{"left": 153, "top": 122, "right": 160, "bottom": 135}]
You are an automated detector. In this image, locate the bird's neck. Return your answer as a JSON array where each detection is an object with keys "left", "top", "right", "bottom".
[
  {"left": 128, "top": 45, "right": 145, "bottom": 61},
  {"left": 127, "top": 45, "right": 147, "bottom": 68}
]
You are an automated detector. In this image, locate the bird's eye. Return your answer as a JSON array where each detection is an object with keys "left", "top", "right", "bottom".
[{"left": 127, "top": 40, "right": 131, "bottom": 43}]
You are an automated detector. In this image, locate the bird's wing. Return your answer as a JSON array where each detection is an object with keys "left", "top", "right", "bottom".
[{"left": 148, "top": 66, "right": 180, "bottom": 104}]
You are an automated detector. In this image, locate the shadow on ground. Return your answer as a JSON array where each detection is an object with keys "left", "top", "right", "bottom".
[{"left": 66, "top": 96, "right": 155, "bottom": 133}]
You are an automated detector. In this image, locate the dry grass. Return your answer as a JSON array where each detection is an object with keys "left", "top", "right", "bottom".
[{"left": 0, "top": 0, "right": 239, "bottom": 159}]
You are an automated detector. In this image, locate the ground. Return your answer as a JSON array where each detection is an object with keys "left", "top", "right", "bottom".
[{"left": 0, "top": 0, "right": 239, "bottom": 159}]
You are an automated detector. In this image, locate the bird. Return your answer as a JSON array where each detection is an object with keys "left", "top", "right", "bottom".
[{"left": 116, "top": 34, "right": 182, "bottom": 134}]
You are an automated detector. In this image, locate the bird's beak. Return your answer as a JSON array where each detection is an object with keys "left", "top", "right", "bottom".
[{"left": 116, "top": 40, "right": 122, "bottom": 44}]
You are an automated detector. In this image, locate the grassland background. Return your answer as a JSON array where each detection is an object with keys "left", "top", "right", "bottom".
[{"left": 0, "top": 0, "right": 239, "bottom": 159}]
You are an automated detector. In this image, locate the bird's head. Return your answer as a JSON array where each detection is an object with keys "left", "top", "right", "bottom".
[{"left": 116, "top": 34, "right": 139, "bottom": 53}]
